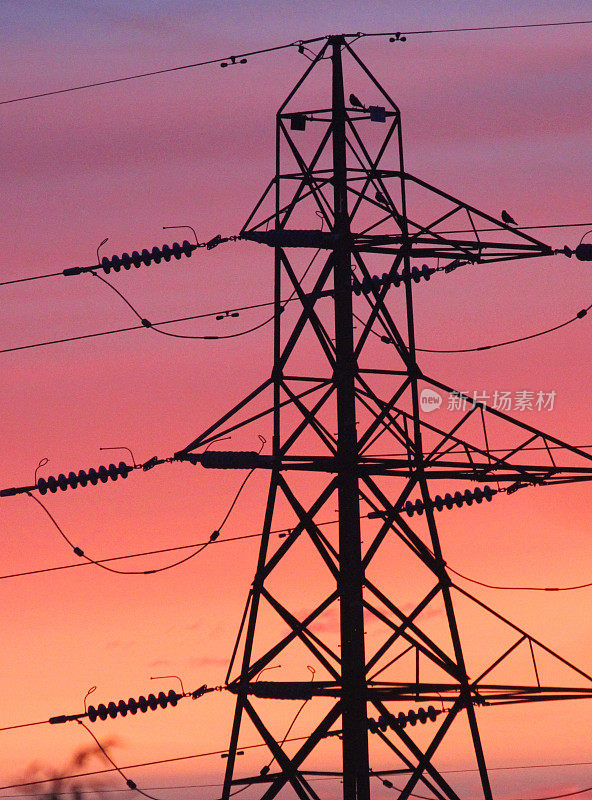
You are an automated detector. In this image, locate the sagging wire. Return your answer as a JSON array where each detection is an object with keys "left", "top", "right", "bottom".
[
  {"left": 89, "top": 223, "right": 326, "bottom": 342},
  {"left": 258, "top": 666, "right": 316, "bottom": 779},
  {"left": 76, "top": 721, "right": 161, "bottom": 800},
  {"left": 24, "top": 436, "right": 266, "bottom": 576},
  {"left": 446, "top": 564, "right": 592, "bottom": 593},
  {"left": 213, "top": 435, "right": 266, "bottom": 534},
  {"left": 369, "top": 769, "right": 432, "bottom": 799},
  {"left": 355, "top": 284, "right": 592, "bottom": 354},
  {"left": 370, "top": 766, "right": 592, "bottom": 800},
  {"left": 12, "top": 492, "right": 592, "bottom": 591},
  {"left": 0, "top": 736, "right": 314, "bottom": 792},
  {"left": 417, "top": 301, "right": 592, "bottom": 353},
  {"left": 0, "top": 518, "right": 343, "bottom": 583},
  {"left": 91, "top": 267, "right": 274, "bottom": 341}
]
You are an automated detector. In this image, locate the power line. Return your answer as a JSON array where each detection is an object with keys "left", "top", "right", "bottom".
[
  {"left": 1, "top": 22, "right": 591, "bottom": 108},
  {"left": 25, "top": 439, "right": 264, "bottom": 575},
  {"left": 2, "top": 221, "right": 591, "bottom": 290},
  {"left": 0, "top": 245, "right": 325, "bottom": 353},
  {"left": 360, "top": 297, "right": 592, "bottom": 354},
  {"left": 0, "top": 520, "right": 339, "bottom": 582},
  {"left": 3, "top": 505, "right": 592, "bottom": 592},
  {"left": 92, "top": 243, "right": 322, "bottom": 343},
  {"left": 449, "top": 566, "right": 592, "bottom": 593},
  {"left": 416, "top": 302, "right": 592, "bottom": 353},
  {"left": 92, "top": 269, "right": 278, "bottom": 342},
  {"left": 0, "top": 270, "right": 63, "bottom": 287},
  {"left": 76, "top": 720, "right": 161, "bottom": 800},
  {"left": 364, "top": 19, "right": 592, "bottom": 37},
  {"left": 0, "top": 301, "right": 280, "bottom": 354},
  {"left": 372, "top": 769, "right": 592, "bottom": 800},
  {"left": 0, "top": 737, "right": 313, "bottom": 791},
  {"left": 3, "top": 753, "right": 592, "bottom": 795},
  {"left": 1, "top": 775, "right": 592, "bottom": 800},
  {"left": 0, "top": 39, "right": 318, "bottom": 107},
  {"left": 0, "top": 254, "right": 588, "bottom": 357},
  {"left": 0, "top": 719, "right": 49, "bottom": 733},
  {"left": 0, "top": 530, "right": 266, "bottom": 581}
]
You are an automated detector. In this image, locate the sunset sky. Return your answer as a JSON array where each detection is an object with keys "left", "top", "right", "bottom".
[{"left": 0, "top": 3, "right": 591, "bottom": 799}]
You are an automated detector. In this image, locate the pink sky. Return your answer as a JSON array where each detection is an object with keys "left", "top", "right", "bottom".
[{"left": 0, "top": 4, "right": 591, "bottom": 799}]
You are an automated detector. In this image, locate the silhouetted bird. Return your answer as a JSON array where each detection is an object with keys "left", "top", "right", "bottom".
[
  {"left": 501, "top": 209, "right": 518, "bottom": 225},
  {"left": 375, "top": 190, "right": 388, "bottom": 205},
  {"left": 349, "top": 93, "right": 364, "bottom": 108}
]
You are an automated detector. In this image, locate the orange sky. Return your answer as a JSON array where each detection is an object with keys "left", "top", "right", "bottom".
[{"left": 0, "top": 4, "right": 591, "bottom": 799}]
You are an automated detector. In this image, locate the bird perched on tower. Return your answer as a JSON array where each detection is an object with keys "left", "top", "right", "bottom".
[{"left": 501, "top": 209, "right": 518, "bottom": 225}]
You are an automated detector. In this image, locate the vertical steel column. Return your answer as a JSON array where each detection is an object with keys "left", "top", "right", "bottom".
[
  {"left": 395, "top": 116, "right": 494, "bottom": 800},
  {"left": 330, "top": 35, "right": 371, "bottom": 800}
]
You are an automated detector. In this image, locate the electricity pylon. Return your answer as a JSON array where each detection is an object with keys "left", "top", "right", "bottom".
[{"left": 176, "top": 35, "right": 592, "bottom": 800}]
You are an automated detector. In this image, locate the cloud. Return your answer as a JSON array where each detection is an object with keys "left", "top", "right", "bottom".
[
  {"left": 188, "top": 655, "right": 229, "bottom": 668},
  {"left": 147, "top": 658, "right": 173, "bottom": 668}
]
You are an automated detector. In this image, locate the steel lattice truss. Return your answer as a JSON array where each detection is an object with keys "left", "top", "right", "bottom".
[{"left": 176, "top": 36, "right": 592, "bottom": 800}]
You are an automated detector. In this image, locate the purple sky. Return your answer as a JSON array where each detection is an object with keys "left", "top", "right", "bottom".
[{"left": 0, "top": 4, "right": 591, "bottom": 800}]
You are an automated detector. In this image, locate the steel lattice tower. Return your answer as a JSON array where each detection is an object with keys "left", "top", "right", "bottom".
[{"left": 176, "top": 35, "right": 592, "bottom": 800}]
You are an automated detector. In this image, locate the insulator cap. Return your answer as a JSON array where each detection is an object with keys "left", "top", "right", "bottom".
[
  {"left": 196, "top": 451, "right": 274, "bottom": 470},
  {"left": 167, "top": 689, "right": 179, "bottom": 706},
  {"left": 242, "top": 229, "right": 341, "bottom": 249},
  {"left": 575, "top": 243, "right": 592, "bottom": 261},
  {"left": 243, "top": 681, "right": 315, "bottom": 700}
]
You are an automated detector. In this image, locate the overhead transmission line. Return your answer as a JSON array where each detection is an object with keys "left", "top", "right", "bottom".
[
  {"left": 0, "top": 239, "right": 326, "bottom": 352},
  {"left": 1, "top": 21, "right": 591, "bottom": 107},
  {"left": 3, "top": 502, "right": 592, "bottom": 592},
  {"left": 416, "top": 301, "right": 592, "bottom": 353},
  {"left": 0, "top": 302, "right": 282, "bottom": 354},
  {"left": 0, "top": 519, "right": 338, "bottom": 582},
  {"left": 1, "top": 220, "right": 591, "bottom": 354},
  {"left": 358, "top": 294, "right": 592, "bottom": 355},
  {"left": 3, "top": 750, "right": 592, "bottom": 800},
  {"left": 4, "top": 779, "right": 592, "bottom": 800},
  {"left": 371, "top": 769, "right": 592, "bottom": 800},
  {"left": 2, "top": 266, "right": 592, "bottom": 357},
  {"left": 0, "top": 736, "right": 316, "bottom": 792},
  {"left": 23, "top": 437, "right": 265, "bottom": 576},
  {"left": 362, "top": 19, "right": 592, "bottom": 37},
  {"left": 0, "top": 221, "right": 591, "bottom": 290}
]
